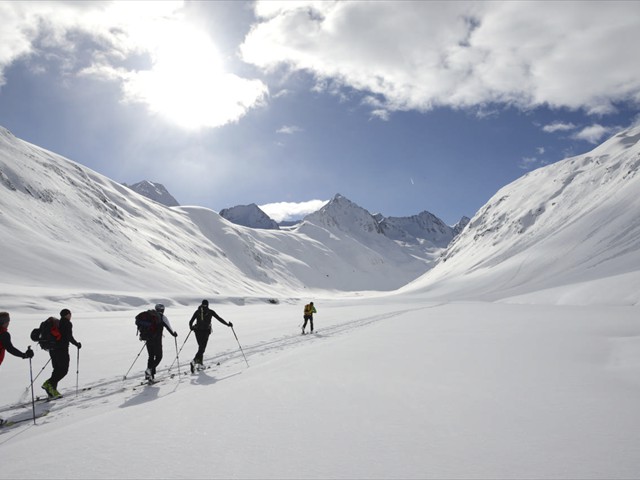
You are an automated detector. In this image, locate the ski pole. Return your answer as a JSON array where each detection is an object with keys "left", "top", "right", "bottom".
[
  {"left": 27, "top": 348, "right": 36, "bottom": 425},
  {"left": 231, "top": 326, "right": 249, "bottom": 368},
  {"left": 168, "top": 329, "right": 192, "bottom": 371},
  {"left": 22, "top": 357, "right": 51, "bottom": 397},
  {"left": 123, "top": 342, "right": 147, "bottom": 380},
  {"left": 76, "top": 346, "right": 80, "bottom": 397},
  {"left": 174, "top": 335, "right": 181, "bottom": 380}
]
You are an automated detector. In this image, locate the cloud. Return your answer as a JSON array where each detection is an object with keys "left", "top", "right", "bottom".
[
  {"left": 542, "top": 122, "right": 577, "bottom": 133},
  {"left": 259, "top": 199, "right": 329, "bottom": 222},
  {"left": 277, "top": 125, "right": 303, "bottom": 134},
  {"left": 572, "top": 124, "right": 615, "bottom": 144},
  {"left": 0, "top": 1, "right": 268, "bottom": 130},
  {"left": 518, "top": 157, "right": 539, "bottom": 170},
  {"left": 240, "top": 1, "right": 640, "bottom": 116}
]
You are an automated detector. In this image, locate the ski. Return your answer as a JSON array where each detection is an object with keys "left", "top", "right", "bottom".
[{"left": 0, "top": 410, "right": 50, "bottom": 428}]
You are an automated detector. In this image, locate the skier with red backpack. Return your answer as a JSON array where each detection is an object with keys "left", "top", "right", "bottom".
[
  {"left": 0, "top": 312, "right": 34, "bottom": 366},
  {"left": 0, "top": 312, "right": 34, "bottom": 426},
  {"left": 41, "top": 308, "right": 81, "bottom": 399}
]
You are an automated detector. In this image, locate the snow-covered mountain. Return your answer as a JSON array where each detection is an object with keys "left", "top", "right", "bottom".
[
  {"left": 376, "top": 210, "right": 459, "bottom": 248},
  {"left": 123, "top": 180, "right": 180, "bottom": 207},
  {"left": 403, "top": 125, "right": 640, "bottom": 305},
  {"left": 0, "top": 128, "right": 441, "bottom": 311},
  {"left": 219, "top": 203, "right": 280, "bottom": 230}
]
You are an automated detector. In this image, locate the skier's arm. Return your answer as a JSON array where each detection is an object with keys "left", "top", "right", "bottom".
[
  {"left": 0, "top": 331, "right": 30, "bottom": 358},
  {"left": 162, "top": 315, "right": 178, "bottom": 336},
  {"left": 188, "top": 310, "right": 198, "bottom": 330},
  {"left": 213, "top": 311, "right": 232, "bottom": 327}
]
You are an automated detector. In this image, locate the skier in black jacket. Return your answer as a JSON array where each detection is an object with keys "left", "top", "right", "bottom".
[
  {"left": 188, "top": 300, "right": 232, "bottom": 373},
  {"left": 0, "top": 312, "right": 34, "bottom": 366},
  {"left": 0, "top": 311, "right": 34, "bottom": 426},
  {"left": 144, "top": 304, "right": 177, "bottom": 382},
  {"left": 42, "top": 308, "right": 81, "bottom": 399}
]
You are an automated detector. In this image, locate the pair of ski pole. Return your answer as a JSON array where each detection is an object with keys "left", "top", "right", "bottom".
[{"left": 122, "top": 335, "right": 184, "bottom": 381}]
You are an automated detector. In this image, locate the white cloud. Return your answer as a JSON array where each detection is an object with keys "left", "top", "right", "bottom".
[
  {"left": 241, "top": 1, "right": 640, "bottom": 116},
  {"left": 572, "top": 124, "right": 614, "bottom": 144},
  {"left": 0, "top": 1, "right": 268, "bottom": 130},
  {"left": 277, "top": 125, "right": 303, "bottom": 134},
  {"left": 260, "top": 199, "right": 328, "bottom": 222},
  {"left": 518, "top": 157, "right": 539, "bottom": 170},
  {"left": 542, "top": 122, "right": 577, "bottom": 133}
]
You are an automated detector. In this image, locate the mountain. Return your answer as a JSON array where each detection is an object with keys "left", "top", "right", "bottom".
[
  {"left": 376, "top": 210, "right": 458, "bottom": 248},
  {"left": 219, "top": 203, "right": 280, "bottom": 230},
  {"left": 0, "top": 128, "right": 441, "bottom": 311},
  {"left": 123, "top": 180, "right": 180, "bottom": 207},
  {"left": 403, "top": 125, "right": 640, "bottom": 305}
]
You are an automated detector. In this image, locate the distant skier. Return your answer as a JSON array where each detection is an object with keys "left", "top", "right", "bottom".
[
  {"left": 302, "top": 302, "right": 317, "bottom": 334},
  {"left": 188, "top": 300, "right": 232, "bottom": 373},
  {"left": 41, "top": 308, "right": 81, "bottom": 399},
  {"left": 141, "top": 304, "right": 177, "bottom": 382}
]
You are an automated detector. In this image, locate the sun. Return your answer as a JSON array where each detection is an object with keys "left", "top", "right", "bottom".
[{"left": 123, "top": 22, "right": 267, "bottom": 130}]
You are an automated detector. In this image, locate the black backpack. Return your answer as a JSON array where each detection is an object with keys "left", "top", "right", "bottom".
[
  {"left": 135, "top": 310, "right": 160, "bottom": 341},
  {"left": 30, "top": 317, "right": 62, "bottom": 350}
]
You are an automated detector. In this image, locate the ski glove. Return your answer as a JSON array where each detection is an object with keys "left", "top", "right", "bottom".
[
  {"left": 228, "top": 322, "right": 233, "bottom": 328},
  {"left": 76, "top": 342, "right": 82, "bottom": 349},
  {"left": 172, "top": 331, "right": 178, "bottom": 337},
  {"left": 23, "top": 349, "right": 34, "bottom": 359}
]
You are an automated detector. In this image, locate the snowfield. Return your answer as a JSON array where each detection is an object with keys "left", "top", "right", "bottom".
[{"left": 1, "top": 298, "right": 640, "bottom": 479}]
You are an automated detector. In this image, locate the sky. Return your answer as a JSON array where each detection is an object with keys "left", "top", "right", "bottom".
[{"left": 0, "top": 1, "right": 639, "bottom": 224}]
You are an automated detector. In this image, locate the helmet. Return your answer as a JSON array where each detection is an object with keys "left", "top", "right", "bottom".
[
  {"left": 155, "top": 303, "right": 165, "bottom": 313},
  {"left": 202, "top": 299, "right": 209, "bottom": 306}
]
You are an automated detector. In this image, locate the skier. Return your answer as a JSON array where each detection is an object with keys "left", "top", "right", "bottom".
[
  {"left": 42, "top": 308, "right": 81, "bottom": 399},
  {"left": 0, "top": 312, "right": 34, "bottom": 366},
  {"left": 188, "top": 300, "right": 232, "bottom": 373},
  {"left": 302, "top": 301, "right": 317, "bottom": 334},
  {"left": 0, "top": 312, "right": 34, "bottom": 426},
  {"left": 144, "top": 304, "right": 177, "bottom": 382}
]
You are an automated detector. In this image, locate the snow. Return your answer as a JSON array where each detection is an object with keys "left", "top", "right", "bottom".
[{"left": 1, "top": 125, "right": 640, "bottom": 478}]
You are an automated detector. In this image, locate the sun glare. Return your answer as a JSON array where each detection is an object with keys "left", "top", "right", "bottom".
[{"left": 123, "top": 22, "right": 267, "bottom": 130}]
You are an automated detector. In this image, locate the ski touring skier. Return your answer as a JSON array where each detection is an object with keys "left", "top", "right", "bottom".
[
  {"left": 0, "top": 312, "right": 34, "bottom": 366},
  {"left": 42, "top": 309, "right": 81, "bottom": 400},
  {"left": 142, "top": 304, "right": 177, "bottom": 382},
  {"left": 302, "top": 301, "right": 317, "bottom": 334},
  {"left": 0, "top": 312, "right": 35, "bottom": 426},
  {"left": 188, "top": 299, "right": 232, "bottom": 373}
]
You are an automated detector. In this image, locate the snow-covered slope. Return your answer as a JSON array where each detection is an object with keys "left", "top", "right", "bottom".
[
  {"left": 124, "top": 180, "right": 180, "bottom": 207},
  {"left": 403, "top": 126, "right": 640, "bottom": 305},
  {"left": 0, "top": 129, "right": 441, "bottom": 311},
  {"left": 219, "top": 203, "right": 280, "bottom": 230},
  {"left": 297, "top": 194, "right": 437, "bottom": 289}
]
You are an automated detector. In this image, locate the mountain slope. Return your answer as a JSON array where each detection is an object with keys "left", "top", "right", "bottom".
[
  {"left": 0, "top": 128, "right": 440, "bottom": 310},
  {"left": 403, "top": 126, "right": 640, "bottom": 305}
]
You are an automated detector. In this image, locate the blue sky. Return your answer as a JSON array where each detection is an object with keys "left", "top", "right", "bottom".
[{"left": 0, "top": 1, "right": 639, "bottom": 224}]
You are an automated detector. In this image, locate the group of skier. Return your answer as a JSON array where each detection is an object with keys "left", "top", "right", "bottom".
[{"left": 1, "top": 299, "right": 318, "bottom": 420}]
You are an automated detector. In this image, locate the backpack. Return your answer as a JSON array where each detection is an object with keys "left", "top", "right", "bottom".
[
  {"left": 135, "top": 310, "right": 161, "bottom": 341},
  {"left": 30, "top": 317, "right": 62, "bottom": 351}
]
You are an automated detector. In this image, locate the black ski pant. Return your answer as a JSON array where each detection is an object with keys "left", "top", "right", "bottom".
[
  {"left": 47, "top": 348, "right": 70, "bottom": 389},
  {"left": 146, "top": 335, "right": 163, "bottom": 375},
  {"left": 193, "top": 330, "right": 210, "bottom": 364},
  {"left": 302, "top": 315, "right": 314, "bottom": 332}
]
